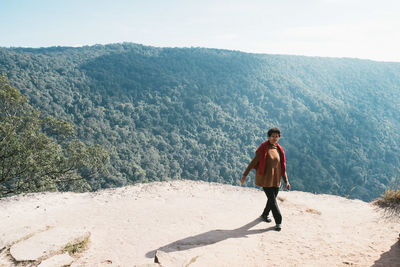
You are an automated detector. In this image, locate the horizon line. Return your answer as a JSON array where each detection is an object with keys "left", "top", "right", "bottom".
[{"left": 1, "top": 41, "right": 399, "bottom": 64}]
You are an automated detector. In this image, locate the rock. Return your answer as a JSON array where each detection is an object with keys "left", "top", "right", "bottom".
[
  {"left": 0, "top": 225, "right": 51, "bottom": 250},
  {"left": 154, "top": 250, "right": 187, "bottom": 267},
  {"left": 9, "top": 227, "right": 90, "bottom": 262},
  {"left": 38, "top": 253, "right": 74, "bottom": 267}
]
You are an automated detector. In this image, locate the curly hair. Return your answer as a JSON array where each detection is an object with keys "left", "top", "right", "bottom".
[{"left": 267, "top": 127, "right": 281, "bottom": 137}]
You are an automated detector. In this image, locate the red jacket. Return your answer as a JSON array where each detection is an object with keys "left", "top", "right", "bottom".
[{"left": 253, "top": 140, "right": 286, "bottom": 177}]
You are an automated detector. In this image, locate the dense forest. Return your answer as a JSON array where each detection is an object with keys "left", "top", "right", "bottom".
[
  {"left": 0, "top": 76, "right": 109, "bottom": 197},
  {"left": 1, "top": 43, "right": 399, "bottom": 201}
]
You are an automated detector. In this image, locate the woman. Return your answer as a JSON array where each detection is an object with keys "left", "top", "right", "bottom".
[{"left": 241, "top": 127, "right": 290, "bottom": 231}]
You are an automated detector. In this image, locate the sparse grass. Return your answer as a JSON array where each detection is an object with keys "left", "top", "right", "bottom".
[
  {"left": 64, "top": 238, "right": 90, "bottom": 255},
  {"left": 373, "top": 180, "right": 400, "bottom": 217}
]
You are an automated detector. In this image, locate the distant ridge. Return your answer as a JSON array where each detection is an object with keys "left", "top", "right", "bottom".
[{"left": 1, "top": 42, "right": 400, "bottom": 201}]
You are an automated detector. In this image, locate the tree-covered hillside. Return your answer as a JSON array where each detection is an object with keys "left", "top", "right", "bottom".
[{"left": 1, "top": 43, "right": 399, "bottom": 201}]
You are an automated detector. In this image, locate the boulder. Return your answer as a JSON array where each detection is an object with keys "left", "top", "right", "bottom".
[
  {"left": 9, "top": 227, "right": 90, "bottom": 262},
  {"left": 0, "top": 225, "right": 51, "bottom": 250},
  {"left": 38, "top": 253, "right": 74, "bottom": 267},
  {"left": 154, "top": 250, "right": 189, "bottom": 267}
]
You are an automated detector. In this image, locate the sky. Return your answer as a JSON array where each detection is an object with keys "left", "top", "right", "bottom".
[{"left": 1, "top": 0, "right": 399, "bottom": 62}]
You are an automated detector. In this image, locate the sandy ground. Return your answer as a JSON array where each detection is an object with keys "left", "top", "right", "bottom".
[{"left": 1, "top": 179, "right": 399, "bottom": 267}]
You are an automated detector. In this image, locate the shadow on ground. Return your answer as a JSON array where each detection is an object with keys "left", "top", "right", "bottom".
[
  {"left": 372, "top": 238, "right": 400, "bottom": 267},
  {"left": 145, "top": 217, "right": 275, "bottom": 258}
]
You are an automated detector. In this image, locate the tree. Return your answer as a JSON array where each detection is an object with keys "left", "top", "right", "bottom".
[{"left": 0, "top": 75, "right": 109, "bottom": 197}]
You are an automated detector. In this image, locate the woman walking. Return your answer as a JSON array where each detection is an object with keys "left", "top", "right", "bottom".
[{"left": 241, "top": 127, "right": 290, "bottom": 231}]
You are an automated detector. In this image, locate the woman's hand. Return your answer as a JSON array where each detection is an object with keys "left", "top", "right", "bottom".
[
  {"left": 283, "top": 173, "right": 290, "bottom": 190},
  {"left": 240, "top": 175, "right": 246, "bottom": 185},
  {"left": 285, "top": 183, "right": 291, "bottom": 190}
]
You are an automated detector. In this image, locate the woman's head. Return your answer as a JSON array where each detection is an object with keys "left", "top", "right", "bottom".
[{"left": 267, "top": 127, "right": 281, "bottom": 144}]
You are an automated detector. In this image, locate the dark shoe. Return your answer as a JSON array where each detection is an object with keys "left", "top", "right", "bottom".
[
  {"left": 261, "top": 214, "right": 272, "bottom": 223},
  {"left": 275, "top": 224, "right": 281, "bottom": 231}
]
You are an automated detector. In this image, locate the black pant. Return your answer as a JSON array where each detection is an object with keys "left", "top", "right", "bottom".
[{"left": 262, "top": 187, "right": 282, "bottom": 224}]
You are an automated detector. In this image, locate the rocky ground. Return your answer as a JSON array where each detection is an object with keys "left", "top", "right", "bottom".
[{"left": 1, "top": 179, "right": 399, "bottom": 266}]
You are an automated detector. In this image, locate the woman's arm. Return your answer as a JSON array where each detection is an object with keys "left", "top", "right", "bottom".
[
  {"left": 282, "top": 173, "right": 290, "bottom": 190},
  {"left": 241, "top": 152, "right": 260, "bottom": 184}
]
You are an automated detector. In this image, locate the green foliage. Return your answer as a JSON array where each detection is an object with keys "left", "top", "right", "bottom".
[
  {"left": 64, "top": 238, "right": 90, "bottom": 255},
  {"left": 0, "top": 75, "right": 109, "bottom": 197},
  {"left": 1, "top": 43, "right": 400, "bottom": 201},
  {"left": 373, "top": 177, "right": 400, "bottom": 216}
]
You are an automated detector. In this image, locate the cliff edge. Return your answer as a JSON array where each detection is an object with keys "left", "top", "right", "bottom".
[{"left": 1, "top": 180, "right": 399, "bottom": 266}]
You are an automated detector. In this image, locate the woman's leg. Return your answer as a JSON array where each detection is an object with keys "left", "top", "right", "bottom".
[
  {"left": 262, "top": 187, "right": 272, "bottom": 216},
  {"left": 263, "top": 187, "right": 282, "bottom": 224},
  {"left": 272, "top": 187, "right": 282, "bottom": 224}
]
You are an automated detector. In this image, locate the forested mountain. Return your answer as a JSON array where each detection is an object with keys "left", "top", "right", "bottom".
[{"left": 1, "top": 43, "right": 399, "bottom": 201}]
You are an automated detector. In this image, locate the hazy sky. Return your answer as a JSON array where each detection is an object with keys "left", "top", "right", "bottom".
[{"left": 1, "top": 0, "right": 399, "bottom": 62}]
